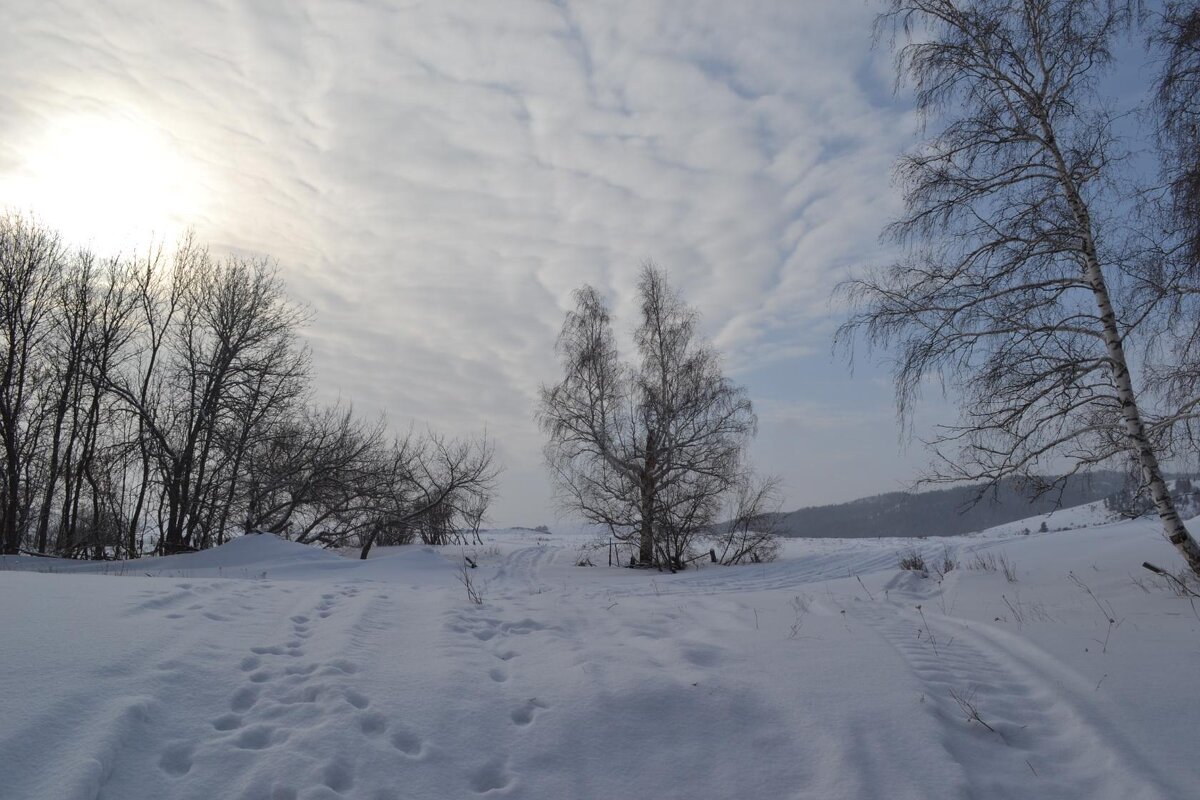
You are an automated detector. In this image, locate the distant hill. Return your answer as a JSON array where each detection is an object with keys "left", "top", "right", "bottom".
[{"left": 770, "top": 473, "right": 1134, "bottom": 539}]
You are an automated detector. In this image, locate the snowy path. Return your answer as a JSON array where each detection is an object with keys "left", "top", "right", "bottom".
[{"left": 853, "top": 593, "right": 1175, "bottom": 800}]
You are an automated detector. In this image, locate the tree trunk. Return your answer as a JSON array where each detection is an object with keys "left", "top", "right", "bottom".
[
  {"left": 127, "top": 429, "right": 152, "bottom": 558},
  {"left": 1058, "top": 165, "right": 1200, "bottom": 574},
  {"left": 359, "top": 527, "right": 377, "bottom": 560},
  {"left": 1083, "top": 255, "right": 1200, "bottom": 574},
  {"left": 1037, "top": 108, "right": 1200, "bottom": 576},
  {"left": 2, "top": 435, "right": 22, "bottom": 554},
  {"left": 638, "top": 431, "right": 657, "bottom": 565}
]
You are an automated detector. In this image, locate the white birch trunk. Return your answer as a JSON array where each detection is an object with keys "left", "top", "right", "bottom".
[{"left": 1048, "top": 125, "right": 1200, "bottom": 575}]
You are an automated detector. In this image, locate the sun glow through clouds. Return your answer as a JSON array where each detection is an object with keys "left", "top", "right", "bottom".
[{"left": 3, "top": 111, "right": 204, "bottom": 253}]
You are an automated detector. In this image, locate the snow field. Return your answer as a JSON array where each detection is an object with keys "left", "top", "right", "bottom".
[{"left": 1, "top": 515, "right": 1197, "bottom": 799}]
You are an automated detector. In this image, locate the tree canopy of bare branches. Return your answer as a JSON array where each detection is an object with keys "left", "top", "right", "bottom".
[
  {"left": 837, "top": 0, "right": 1200, "bottom": 575},
  {"left": 1154, "top": 1, "right": 1200, "bottom": 267},
  {"left": 538, "top": 264, "right": 761, "bottom": 569}
]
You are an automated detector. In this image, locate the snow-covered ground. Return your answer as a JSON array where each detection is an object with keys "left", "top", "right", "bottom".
[{"left": 1, "top": 512, "right": 1197, "bottom": 799}]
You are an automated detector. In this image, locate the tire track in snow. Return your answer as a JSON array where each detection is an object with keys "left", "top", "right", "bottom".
[
  {"left": 492, "top": 543, "right": 555, "bottom": 597},
  {"left": 854, "top": 601, "right": 1177, "bottom": 800}
]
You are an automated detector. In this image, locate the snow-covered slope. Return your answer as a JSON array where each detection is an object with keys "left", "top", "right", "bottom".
[{"left": 1, "top": 520, "right": 1196, "bottom": 799}]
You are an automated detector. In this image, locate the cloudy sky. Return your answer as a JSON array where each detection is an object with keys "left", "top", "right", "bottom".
[{"left": 0, "top": 0, "right": 938, "bottom": 526}]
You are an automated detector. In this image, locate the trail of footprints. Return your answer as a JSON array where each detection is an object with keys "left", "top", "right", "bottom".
[
  {"left": 146, "top": 577, "right": 558, "bottom": 796},
  {"left": 153, "top": 584, "right": 426, "bottom": 797},
  {"left": 129, "top": 580, "right": 293, "bottom": 623},
  {"left": 443, "top": 609, "right": 557, "bottom": 794}
]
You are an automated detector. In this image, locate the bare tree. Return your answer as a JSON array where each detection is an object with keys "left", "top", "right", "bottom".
[
  {"left": 114, "top": 242, "right": 186, "bottom": 556},
  {"left": 57, "top": 254, "right": 139, "bottom": 558},
  {"left": 462, "top": 497, "right": 489, "bottom": 545},
  {"left": 838, "top": 0, "right": 1200, "bottom": 575},
  {"left": 242, "top": 403, "right": 382, "bottom": 542},
  {"left": 713, "top": 474, "right": 782, "bottom": 565},
  {"left": 105, "top": 245, "right": 307, "bottom": 553},
  {"left": 357, "top": 432, "right": 497, "bottom": 559},
  {"left": 539, "top": 263, "right": 758, "bottom": 569},
  {"left": 0, "top": 214, "right": 63, "bottom": 554}
]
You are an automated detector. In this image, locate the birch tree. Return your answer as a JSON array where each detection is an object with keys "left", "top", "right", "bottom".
[
  {"left": 538, "top": 264, "right": 757, "bottom": 569},
  {"left": 838, "top": 0, "right": 1200, "bottom": 575}
]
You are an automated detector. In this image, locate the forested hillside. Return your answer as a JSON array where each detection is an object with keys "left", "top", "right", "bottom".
[{"left": 770, "top": 473, "right": 1134, "bottom": 538}]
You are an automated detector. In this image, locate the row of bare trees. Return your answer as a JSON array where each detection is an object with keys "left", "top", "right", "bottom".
[{"left": 0, "top": 215, "right": 495, "bottom": 559}]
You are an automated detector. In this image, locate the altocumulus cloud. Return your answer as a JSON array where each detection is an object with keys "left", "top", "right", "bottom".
[{"left": 0, "top": 0, "right": 920, "bottom": 524}]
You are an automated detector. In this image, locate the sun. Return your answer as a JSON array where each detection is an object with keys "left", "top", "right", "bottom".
[{"left": 3, "top": 111, "right": 204, "bottom": 253}]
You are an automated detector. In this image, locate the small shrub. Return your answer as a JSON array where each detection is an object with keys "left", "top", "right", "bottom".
[
  {"left": 998, "top": 553, "right": 1018, "bottom": 582},
  {"left": 1166, "top": 568, "right": 1200, "bottom": 598},
  {"left": 931, "top": 546, "right": 957, "bottom": 580},
  {"left": 968, "top": 552, "right": 997, "bottom": 571},
  {"left": 949, "top": 687, "right": 997, "bottom": 733},
  {"left": 789, "top": 594, "right": 812, "bottom": 639},
  {"left": 899, "top": 550, "right": 927, "bottom": 571},
  {"left": 967, "top": 551, "right": 1016, "bottom": 581},
  {"left": 458, "top": 562, "right": 485, "bottom": 605}
]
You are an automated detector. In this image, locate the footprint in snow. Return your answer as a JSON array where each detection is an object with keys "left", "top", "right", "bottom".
[
  {"left": 212, "top": 713, "right": 242, "bottom": 731},
  {"left": 251, "top": 645, "right": 286, "bottom": 656},
  {"left": 230, "top": 686, "right": 260, "bottom": 712},
  {"left": 158, "top": 742, "right": 194, "bottom": 777},
  {"left": 284, "top": 662, "right": 319, "bottom": 677},
  {"left": 234, "top": 724, "right": 287, "bottom": 750},
  {"left": 320, "top": 756, "right": 355, "bottom": 793},
  {"left": 468, "top": 758, "right": 513, "bottom": 793},
  {"left": 680, "top": 643, "right": 722, "bottom": 668},
  {"left": 510, "top": 698, "right": 549, "bottom": 726},
  {"left": 360, "top": 712, "right": 388, "bottom": 735},
  {"left": 389, "top": 729, "right": 425, "bottom": 757}
]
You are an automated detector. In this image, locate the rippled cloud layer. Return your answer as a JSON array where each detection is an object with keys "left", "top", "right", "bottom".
[{"left": 0, "top": 0, "right": 924, "bottom": 523}]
